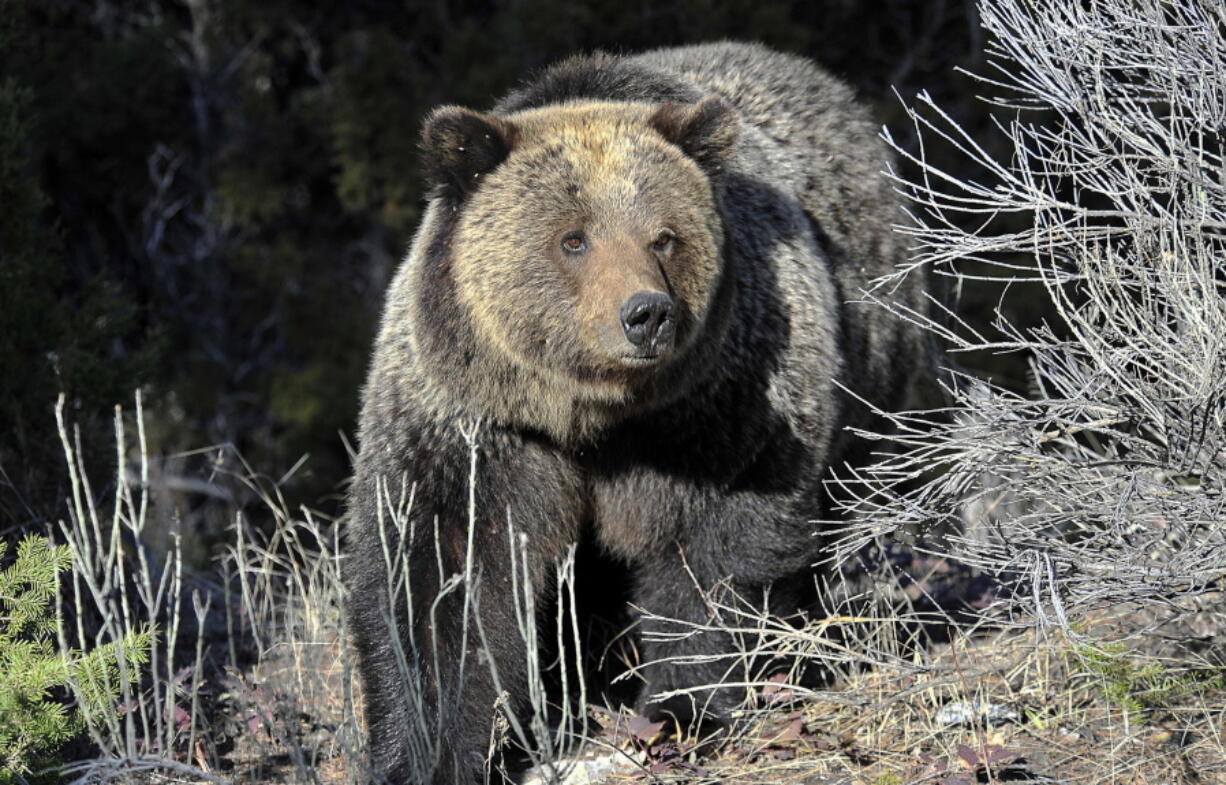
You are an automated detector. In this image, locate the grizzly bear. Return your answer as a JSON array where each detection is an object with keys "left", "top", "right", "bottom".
[{"left": 346, "top": 41, "right": 925, "bottom": 785}]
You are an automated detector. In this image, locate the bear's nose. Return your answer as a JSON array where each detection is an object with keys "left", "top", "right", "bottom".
[{"left": 620, "top": 291, "right": 676, "bottom": 351}]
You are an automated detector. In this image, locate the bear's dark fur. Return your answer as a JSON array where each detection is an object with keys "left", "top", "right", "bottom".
[{"left": 346, "top": 42, "right": 926, "bottom": 785}]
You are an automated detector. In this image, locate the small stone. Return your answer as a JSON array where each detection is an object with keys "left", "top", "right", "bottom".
[
  {"left": 934, "top": 700, "right": 1020, "bottom": 727},
  {"left": 521, "top": 750, "right": 644, "bottom": 785}
]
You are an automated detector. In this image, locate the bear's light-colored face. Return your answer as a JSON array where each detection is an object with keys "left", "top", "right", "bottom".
[{"left": 442, "top": 102, "right": 729, "bottom": 401}]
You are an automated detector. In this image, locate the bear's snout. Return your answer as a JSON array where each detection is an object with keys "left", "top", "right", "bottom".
[{"left": 619, "top": 291, "right": 676, "bottom": 356}]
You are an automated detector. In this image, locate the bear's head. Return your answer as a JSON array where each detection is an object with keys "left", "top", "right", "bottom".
[{"left": 416, "top": 97, "right": 738, "bottom": 431}]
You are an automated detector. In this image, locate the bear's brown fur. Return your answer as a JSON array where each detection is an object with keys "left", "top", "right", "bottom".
[{"left": 346, "top": 42, "right": 927, "bottom": 785}]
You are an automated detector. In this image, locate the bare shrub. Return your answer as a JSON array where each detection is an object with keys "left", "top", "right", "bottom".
[
  {"left": 219, "top": 481, "right": 363, "bottom": 783},
  {"left": 52, "top": 393, "right": 217, "bottom": 783},
  {"left": 834, "top": 0, "right": 1226, "bottom": 634}
]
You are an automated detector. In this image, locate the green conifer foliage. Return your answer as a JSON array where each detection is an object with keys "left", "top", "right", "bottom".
[{"left": 0, "top": 536, "right": 152, "bottom": 783}]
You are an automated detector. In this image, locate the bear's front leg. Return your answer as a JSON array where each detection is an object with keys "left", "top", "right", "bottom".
[
  {"left": 346, "top": 425, "right": 583, "bottom": 785},
  {"left": 627, "top": 484, "right": 820, "bottom": 736}
]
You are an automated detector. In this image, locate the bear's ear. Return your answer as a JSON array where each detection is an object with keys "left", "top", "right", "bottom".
[
  {"left": 649, "top": 95, "right": 738, "bottom": 176},
  {"left": 420, "top": 106, "right": 519, "bottom": 200}
]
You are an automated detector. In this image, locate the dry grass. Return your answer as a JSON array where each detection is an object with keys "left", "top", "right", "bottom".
[{"left": 18, "top": 392, "right": 1225, "bottom": 785}]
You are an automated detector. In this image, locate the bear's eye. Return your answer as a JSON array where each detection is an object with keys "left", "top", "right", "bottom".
[
  {"left": 652, "top": 230, "right": 675, "bottom": 251},
  {"left": 560, "top": 232, "right": 587, "bottom": 254}
]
